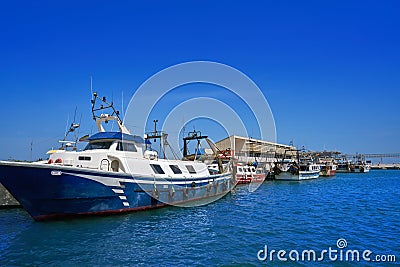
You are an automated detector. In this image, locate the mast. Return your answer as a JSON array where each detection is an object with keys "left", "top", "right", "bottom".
[
  {"left": 182, "top": 130, "right": 208, "bottom": 158},
  {"left": 30, "top": 140, "right": 33, "bottom": 162},
  {"left": 145, "top": 119, "right": 162, "bottom": 141},
  {"left": 58, "top": 107, "right": 80, "bottom": 151},
  {"left": 144, "top": 119, "right": 164, "bottom": 158}
]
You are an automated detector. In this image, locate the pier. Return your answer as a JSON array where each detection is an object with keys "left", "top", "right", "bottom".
[
  {"left": 0, "top": 183, "right": 19, "bottom": 208},
  {"left": 344, "top": 153, "right": 400, "bottom": 169},
  {"left": 370, "top": 164, "right": 400, "bottom": 170},
  {"left": 355, "top": 153, "right": 400, "bottom": 164}
]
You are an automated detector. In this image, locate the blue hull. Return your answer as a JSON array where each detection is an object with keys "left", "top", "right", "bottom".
[{"left": 0, "top": 162, "right": 233, "bottom": 221}]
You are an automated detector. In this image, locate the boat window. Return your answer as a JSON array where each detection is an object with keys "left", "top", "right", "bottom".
[
  {"left": 238, "top": 167, "right": 243, "bottom": 172},
  {"left": 150, "top": 164, "right": 165, "bottom": 174},
  {"left": 78, "top": 156, "right": 91, "bottom": 161},
  {"left": 116, "top": 142, "right": 137, "bottom": 152},
  {"left": 186, "top": 165, "right": 196, "bottom": 174},
  {"left": 169, "top": 165, "right": 182, "bottom": 174},
  {"left": 84, "top": 141, "right": 113, "bottom": 150}
]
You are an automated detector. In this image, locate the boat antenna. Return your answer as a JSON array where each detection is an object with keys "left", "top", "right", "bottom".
[
  {"left": 90, "top": 75, "right": 93, "bottom": 97},
  {"left": 73, "top": 106, "right": 77, "bottom": 124},
  {"left": 110, "top": 92, "right": 115, "bottom": 131},
  {"left": 64, "top": 114, "right": 69, "bottom": 140},
  {"left": 181, "top": 116, "right": 186, "bottom": 154},
  {"left": 121, "top": 91, "right": 124, "bottom": 121},
  {"left": 71, "top": 106, "right": 78, "bottom": 144},
  {"left": 61, "top": 107, "right": 81, "bottom": 149},
  {"left": 75, "top": 113, "right": 83, "bottom": 149},
  {"left": 30, "top": 140, "right": 33, "bottom": 162},
  {"left": 154, "top": 120, "right": 158, "bottom": 142}
]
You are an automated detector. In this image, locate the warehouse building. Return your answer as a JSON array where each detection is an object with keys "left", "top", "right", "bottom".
[{"left": 215, "top": 135, "right": 296, "bottom": 165}]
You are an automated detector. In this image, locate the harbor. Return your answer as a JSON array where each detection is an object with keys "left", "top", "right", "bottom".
[
  {"left": 0, "top": 104, "right": 398, "bottom": 209},
  {"left": 1, "top": 129, "right": 398, "bottom": 208},
  {"left": 1, "top": 169, "right": 398, "bottom": 265},
  {"left": 0, "top": 74, "right": 398, "bottom": 265},
  {"left": 1, "top": 1, "right": 400, "bottom": 265}
]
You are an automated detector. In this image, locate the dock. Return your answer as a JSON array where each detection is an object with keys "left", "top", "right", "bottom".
[
  {"left": 371, "top": 164, "right": 400, "bottom": 170},
  {"left": 0, "top": 183, "right": 20, "bottom": 208}
]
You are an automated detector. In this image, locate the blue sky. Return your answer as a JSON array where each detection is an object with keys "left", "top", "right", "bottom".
[{"left": 1, "top": 0, "right": 399, "bottom": 160}]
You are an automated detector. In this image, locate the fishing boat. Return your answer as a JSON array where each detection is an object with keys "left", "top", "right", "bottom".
[
  {"left": 273, "top": 162, "right": 321, "bottom": 181},
  {"left": 273, "top": 149, "right": 320, "bottom": 181},
  {"left": 206, "top": 147, "right": 267, "bottom": 184},
  {"left": 336, "top": 160, "right": 353, "bottom": 173},
  {"left": 336, "top": 157, "right": 370, "bottom": 173},
  {"left": 353, "top": 161, "right": 371, "bottom": 173},
  {"left": 235, "top": 164, "right": 266, "bottom": 184},
  {"left": 318, "top": 159, "right": 337, "bottom": 177},
  {"left": 353, "top": 155, "right": 371, "bottom": 173},
  {"left": 0, "top": 93, "right": 233, "bottom": 221}
]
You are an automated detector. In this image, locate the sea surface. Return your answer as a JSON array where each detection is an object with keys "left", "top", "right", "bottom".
[{"left": 0, "top": 171, "right": 399, "bottom": 266}]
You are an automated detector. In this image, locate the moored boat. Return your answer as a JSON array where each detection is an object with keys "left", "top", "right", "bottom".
[
  {"left": 274, "top": 161, "right": 321, "bottom": 181},
  {"left": 336, "top": 159, "right": 370, "bottom": 173},
  {"left": 336, "top": 160, "right": 353, "bottom": 173},
  {"left": 353, "top": 161, "right": 371, "bottom": 173},
  {"left": 319, "top": 160, "right": 337, "bottom": 177},
  {"left": 235, "top": 164, "right": 266, "bottom": 184},
  {"left": 0, "top": 93, "right": 233, "bottom": 221},
  {"left": 272, "top": 149, "right": 320, "bottom": 181}
]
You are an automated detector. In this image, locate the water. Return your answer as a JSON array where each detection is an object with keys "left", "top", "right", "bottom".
[{"left": 0, "top": 171, "right": 399, "bottom": 266}]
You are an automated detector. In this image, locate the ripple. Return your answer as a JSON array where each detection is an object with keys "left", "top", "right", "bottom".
[{"left": 0, "top": 171, "right": 399, "bottom": 265}]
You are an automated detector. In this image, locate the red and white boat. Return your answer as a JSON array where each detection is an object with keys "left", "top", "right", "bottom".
[
  {"left": 235, "top": 165, "right": 266, "bottom": 184},
  {"left": 319, "top": 160, "right": 337, "bottom": 177}
]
